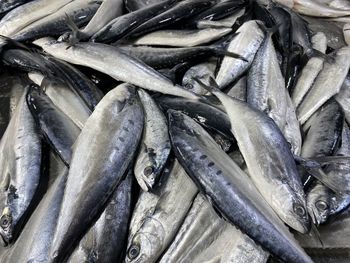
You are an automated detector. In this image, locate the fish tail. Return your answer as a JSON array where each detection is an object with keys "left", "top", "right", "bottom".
[
  {"left": 211, "top": 47, "right": 248, "bottom": 62},
  {"left": 305, "top": 48, "right": 334, "bottom": 63}
]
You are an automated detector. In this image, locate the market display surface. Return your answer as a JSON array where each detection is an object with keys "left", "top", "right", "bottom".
[{"left": 0, "top": 0, "right": 349, "bottom": 262}]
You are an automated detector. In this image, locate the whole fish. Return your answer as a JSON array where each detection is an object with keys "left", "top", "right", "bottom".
[
  {"left": 68, "top": 170, "right": 133, "bottom": 263},
  {"left": 215, "top": 20, "right": 265, "bottom": 89},
  {"left": 91, "top": 0, "right": 178, "bottom": 43},
  {"left": 0, "top": 86, "right": 42, "bottom": 245},
  {"left": 0, "top": 0, "right": 74, "bottom": 36},
  {"left": 125, "top": 0, "right": 215, "bottom": 38},
  {"left": 62, "top": 0, "right": 124, "bottom": 43},
  {"left": 40, "top": 77, "right": 91, "bottom": 129},
  {"left": 182, "top": 60, "right": 217, "bottom": 95},
  {"left": 132, "top": 28, "right": 232, "bottom": 47},
  {"left": 26, "top": 85, "right": 81, "bottom": 166},
  {"left": 126, "top": 159, "right": 198, "bottom": 263},
  {"left": 168, "top": 110, "right": 313, "bottom": 263},
  {"left": 291, "top": 32, "right": 327, "bottom": 108},
  {"left": 335, "top": 75, "right": 350, "bottom": 124},
  {"left": 200, "top": 82, "right": 310, "bottom": 233},
  {"left": 159, "top": 194, "right": 226, "bottom": 263},
  {"left": 12, "top": 0, "right": 101, "bottom": 41},
  {"left": 49, "top": 87, "right": 143, "bottom": 262},
  {"left": 297, "top": 46, "right": 350, "bottom": 124},
  {"left": 34, "top": 38, "right": 199, "bottom": 100},
  {"left": 134, "top": 89, "right": 170, "bottom": 191}
]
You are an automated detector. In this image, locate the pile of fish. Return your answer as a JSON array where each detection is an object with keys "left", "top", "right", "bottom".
[{"left": 0, "top": 0, "right": 349, "bottom": 262}]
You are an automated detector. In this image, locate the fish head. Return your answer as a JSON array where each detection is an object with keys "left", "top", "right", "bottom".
[
  {"left": 126, "top": 219, "right": 164, "bottom": 263},
  {"left": 273, "top": 184, "right": 310, "bottom": 234},
  {"left": 306, "top": 185, "right": 331, "bottom": 226},
  {"left": 0, "top": 207, "right": 13, "bottom": 246},
  {"left": 182, "top": 73, "right": 210, "bottom": 96},
  {"left": 134, "top": 145, "right": 158, "bottom": 192}
]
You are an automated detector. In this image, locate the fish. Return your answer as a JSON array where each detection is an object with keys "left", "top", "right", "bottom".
[
  {"left": 335, "top": 74, "right": 350, "bottom": 124},
  {"left": 12, "top": 0, "right": 101, "bottom": 41},
  {"left": 134, "top": 89, "right": 171, "bottom": 191},
  {"left": 126, "top": 159, "right": 198, "bottom": 263},
  {"left": 34, "top": 37, "right": 199, "bottom": 100},
  {"left": 0, "top": 0, "right": 74, "bottom": 36},
  {"left": 0, "top": 85, "right": 42, "bottom": 245},
  {"left": 297, "top": 46, "right": 350, "bottom": 124},
  {"left": 48, "top": 87, "right": 144, "bottom": 262},
  {"left": 26, "top": 85, "right": 81, "bottom": 166},
  {"left": 197, "top": 80, "right": 310, "bottom": 233},
  {"left": 168, "top": 110, "right": 313, "bottom": 263},
  {"left": 215, "top": 20, "right": 265, "bottom": 89},
  {"left": 291, "top": 32, "right": 327, "bottom": 108},
  {"left": 131, "top": 28, "right": 232, "bottom": 47},
  {"left": 91, "top": 0, "right": 178, "bottom": 43},
  {"left": 196, "top": 7, "right": 246, "bottom": 29},
  {"left": 68, "top": 170, "right": 133, "bottom": 263}
]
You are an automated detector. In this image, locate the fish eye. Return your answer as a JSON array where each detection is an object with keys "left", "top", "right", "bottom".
[
  {"left": 293, "top": 204, "right": 306, "bottom": 217},
  {"left": 143, "top": 166, "right": 154, "bottom": 176},
  {"left": 128, "top": 244, "right": 140, "bottom": 259},
  {"left": 315, "top": 200, "right": 328, "bottom": 211},
  {"left": 0, "top": 215, "right": 11, "bottom": 228},
  {"left": 185, "top": 83, "right": 193, "bottom": 90}
]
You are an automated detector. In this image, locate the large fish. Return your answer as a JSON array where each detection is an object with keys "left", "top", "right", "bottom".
[
  {"left": 34, "top": 37, "right": 199, "bottom": 100},
  {"left": 126, "top": 159, "right": 198, "bottom": 263},
  {"left": 168, "top": 110, "right": 313, "bottom": 263},
  {"left": 0, "top": 86, "right": 42, "bottom": 245},
  {"left": 48, "top": 87, "right": 144, "bottom": 262},
  {"left": 134, "top": 89, "right": 170, "bottom": 191}
]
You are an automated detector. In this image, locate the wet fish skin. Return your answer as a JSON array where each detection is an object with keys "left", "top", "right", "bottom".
[
  {"left": 34, "top": 38, "right": 199, "bottom": 100},
  {"left": 335, "top": 75, "right": 350, "bottom": 124},
  {"left": 49, "top": 88, "right": 144, "bottom": 262},
  {"left": 134, "top": 89, "right": 170, "bottom": 191},
  {"left": 26, "top": 85, "right": 81, "bottom": 166},
  {"left": 126, "top": 159, "right": 198, "bottom": 263},
  {"left": 168, "top": 110, "right": 313, "bottom": 263},
  {"left": 297, "top": 46, "right": 350, "bottom": 124},
  {"left": 196, "top": 7, "right": 245, "bottom": 29},
  {"left": 0, "top": 87, "right": 42, "bottom": 245},
  {"left": 68, "top": 170, "right": 133, "bottom": 263},
  {"left": 126, "top": 0, "right": 216, "bottom": 38},
  {"left": 92, "top": 0, "right": 179, "bottom": 43},
  {"left": 215, "top": 20, "right": 265, "bottom": 89},
  {"left": 13, "top": 0, "right": 101, "bottom": 42},
  {"left": 0, "top": 0, "right": 32, "bottom": 15}
]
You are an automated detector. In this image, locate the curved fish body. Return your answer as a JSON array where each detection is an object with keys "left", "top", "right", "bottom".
[
  {"left": 49, "top": 58, "right": 104, "bottom": 111},
  {"left": 206, "top": 88, "right": 309, "bottom": 233},
  {"left": 306, "top": 181, "right": 332, "bottom": 225},
  {"left": 132, "top": 28, "right": 232, "bottom": 47},
  {"left": 126, "top": 0, "right": 215, "bottom": 38},
  {"left": 134, "top": 89, "right": 170, "bottom": 191},
  {"left": 297, "top": 47, "right": 350, "bottom": 124},
  {"left": 126, "top": 159, "right": 198, "bottom": 263},
  {"left": 13, "top": 0, "right": 101, "bottom": 41},
  {"left": 40, "top": 77, "right": 91, "bottom": 130},
  {"left": 92, "top": 0, "right": 178, "bottom": 43},
  {"left": 0, "top": 0, "right": 32, "bottom": 15},
  {"left": 182, "top": 60, "right": 217, "bottom": 95},
  {"left": 159, "top": 194, "right": 230, "bottom": 263},
  {"left": 156, "top": 96, "right": 232, "bottom": 140},
  {"left": 0, "top": 0, "right": 74, "bottom": 36},
  {"left": 226, "top": 75, "right": 247, "bottom": 101},
  {"left": 74, "top": 0, "right": 124, "bottom": 41},
  {"left": 125, "top": 0, "right": 164, "bottom": 11},
  {"left": 34, "top": 38, "right": 199, "bottom": 100},
  {"left": 335, "top": 75, "right": 350, "bottom": 124},
  {"left": 3, "top": 167, "right": 68, "bottom": 263},
  {"left": 215, "top": 20, "right": 265, "bottom": 89},
  {"left": 68, "top": 171, "right": 133, "bottom": 263},
  {"left": 26, "top": 86, "right": 81, "bottom": 166},
  {"left": 0, "top": 87, "right": 42, "bottom": 245},
  {"left": 292, "top": 32, "right": 327, "bottom": 108},
  {"left": 118, "top": 45, "right": 225, "bottom": 70},
  {"left": 168, "top": 111, "right": 313, "bottom": 263},
  {"left": 276, "top": 0, "right": 350, "bottom": 17},
  {"left": 48, "top": 88, "right": 144, "bottom": 263}
]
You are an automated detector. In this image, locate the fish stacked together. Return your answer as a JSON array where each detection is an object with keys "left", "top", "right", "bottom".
[{"left": 0, "top": 0, "right": 349, "bottom": 262}]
